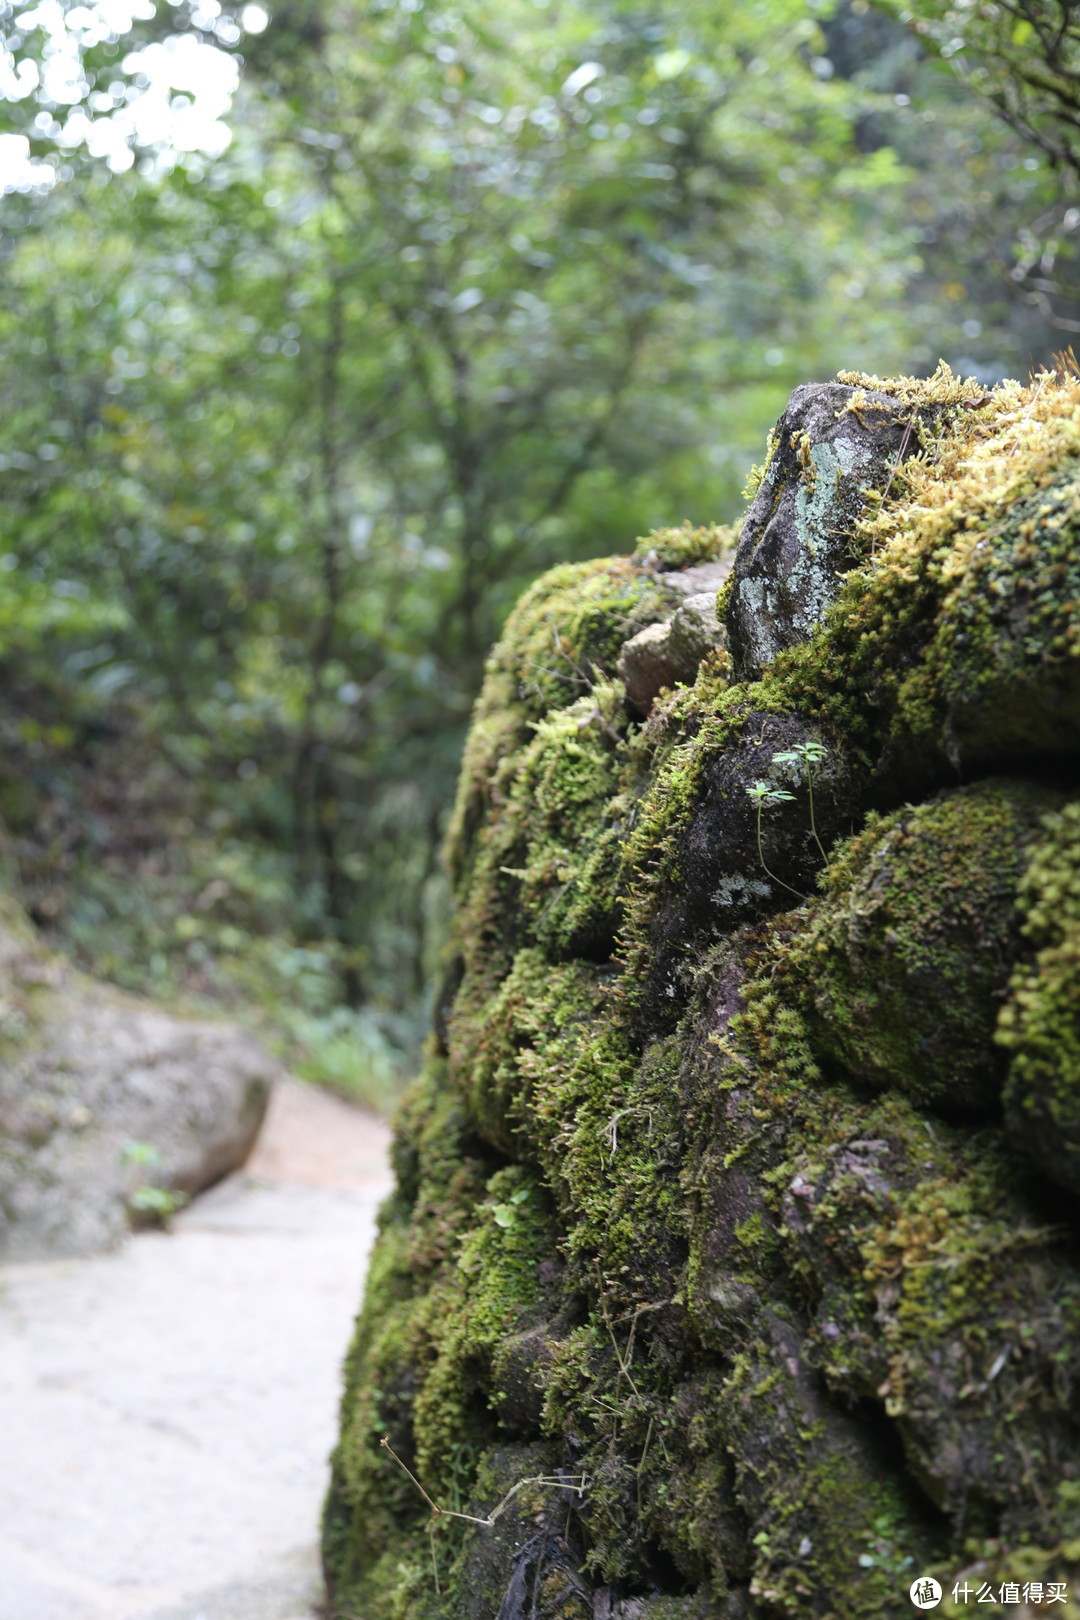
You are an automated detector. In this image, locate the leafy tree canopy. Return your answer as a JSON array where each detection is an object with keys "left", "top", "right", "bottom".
[
  {"left": 884, "top": 1, "right": 1080, "bottom": 177},
  {"left": 0, "top": 0, "right": 1076, "bottom": 1096}
]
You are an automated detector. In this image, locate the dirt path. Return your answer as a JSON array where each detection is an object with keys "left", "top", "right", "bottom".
[{"left": 0, "top": 1080, "right": 394, "bottom": 1620}]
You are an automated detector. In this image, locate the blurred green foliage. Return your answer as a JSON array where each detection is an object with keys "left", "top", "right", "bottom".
[
  {"left": 0, "top": 0, "right": 1076, "bottom": 1105},
  {"left": 882, "top": 1, "right": 1080, "bottom": 177}
]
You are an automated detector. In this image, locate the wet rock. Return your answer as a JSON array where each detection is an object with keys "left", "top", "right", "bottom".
[{"left": 0, "top": 900, "right": 277, "bottom": 1259}]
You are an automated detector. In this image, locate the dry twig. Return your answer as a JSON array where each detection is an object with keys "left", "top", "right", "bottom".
[{"left": 380, "top": 1436, "right": 587, "bottom": 1531}]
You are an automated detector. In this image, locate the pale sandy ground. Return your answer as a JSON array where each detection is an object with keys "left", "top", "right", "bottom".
[{"left": 0, "top": 1079, "right": 394, "bottom": 1620}]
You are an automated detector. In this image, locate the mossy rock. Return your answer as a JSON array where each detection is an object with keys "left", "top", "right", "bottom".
[
  {"left": 446, "top": 554, "right": 673, "bottom": 894},
  {"left": 999, "top": 800, "right": 1080, "bottom": 1194},
  {"left": 451, "top": 1443, "right": 592, "bottom": 1620},
  {"left": 775, "top": 779, "right": 1063, "bottom": 1112},
  {"left": 777, "top": 1096, "right": 1080, "bottom": 1538},
  {"left": 327, "top": 370, "right": 1080, "bottom": 1620}
]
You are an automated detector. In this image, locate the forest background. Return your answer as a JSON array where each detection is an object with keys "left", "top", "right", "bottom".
[{"left": 0, "top": 0, "right": 1077, "bottom": 1107}]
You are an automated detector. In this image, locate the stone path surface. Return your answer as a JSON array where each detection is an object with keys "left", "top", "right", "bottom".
[{"left": 0, "top": 1079, "right": 394, "bottom": 1620}]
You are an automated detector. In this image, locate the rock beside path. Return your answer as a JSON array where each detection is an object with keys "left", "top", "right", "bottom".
[
  {"left": 327, "top": 368, "right": 1080, "bottom": 1620},
  {"left": 0, "top": 897, "right": 278, "bottom": 1260}
]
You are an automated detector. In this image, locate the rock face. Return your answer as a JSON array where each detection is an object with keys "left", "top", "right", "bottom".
[
  {"left": 326, "top": 368, "right": 1080, "bottom": 1619},
  {"left": 728, "top": 380, "right": 925, "bottom": 682},
  {"left": 619, "top": 590, "right": 726, "bottom": 714},
  {"left": 0, "top": 899, "right": 277, "bottom": 1258}
]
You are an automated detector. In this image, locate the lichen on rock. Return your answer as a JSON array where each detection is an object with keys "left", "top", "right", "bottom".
[{"left": 326, "top": 365, "right": 1080, "bottom": 1619}]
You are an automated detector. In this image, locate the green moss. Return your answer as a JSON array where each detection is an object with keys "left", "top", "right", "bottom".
[
  {"left": 412, "top": 1163, "right": 554, "bottom": 1489},
  {"left": 447, "top": 950, "right": 608, "bottom": 1158},
  {"left": 742, "top": 427, "right": 778, "bottom": 503},
  {"left": 778, "top": 1093, "right": 1080, "bottom": 1545},
  {"left": 901, "top": 470, "right": 1080, "bottom": 765},
  {"left": 776, "top": 374, "right": 1080, "bottom": 772},
  {"left": 614, "top": 378, "right": 1080, "bottom": 1019},
  {"left": 328, "top": 370, "right": 1080, "bottom": 1619},
  {"left": 326, "top": 1057, "right": 511, "bottom": 1614},
  {"left": 446, "top": 555, "right": 669, "bottom": 891},
  {"left": 329, "top": 1156, "right": 560, "bottom": 1614},
  {"left": 615, "top": 681, "right": 762, "bottom": 991},
  {"left": 451, "top": 683, "right": 635, "bottom": 984},
  {"left": 633, "top": 521, "right": 737, "bottom": 571},
  {"left": 443, "top": 1441, "right": 588, "bottom": 1620},
  {"left": 999, "top": 799, "right": 1080, "bottom": 1192},
  {"left": 774, "top": 780, "right": 1061, "bottom": 1110},
  {"left": 930, "top": 1479, "right": 1080, "bottom": 1615}
]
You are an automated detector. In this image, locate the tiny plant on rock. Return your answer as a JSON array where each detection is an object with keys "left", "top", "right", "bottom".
[
  {"left": 120, "top": 1138, "right": 188, "bottom": 1227},
  {"left": 745, "top": 781, "right": 802, "bottom": 899},
  {"left": 746, "top": 737, "right": 830, "bottom": 897},
  {"left": 771, "top": 738, "right": 829, "bottom": 862},
  {"left": 129, "top": 1184, "right": 188, "bottom": 1223}
]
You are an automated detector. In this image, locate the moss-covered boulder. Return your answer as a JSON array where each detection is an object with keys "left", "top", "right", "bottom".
[
  {"left": 326, "top": 366, "right": 1080, "bottom": 1619},
  {"left": 999, "top": 801, "right": 1080, "bottom": 1195},
  {"left": 774, "top": 779, "right": 1062, "bottom": 1112}
]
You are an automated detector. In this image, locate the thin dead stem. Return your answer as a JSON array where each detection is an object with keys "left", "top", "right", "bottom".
[
  {"left": 877, "top": 409, "right": 917, "bottom": 518},
  {"left": 637, "top": 1413, "right": 654, "bottom": 1513},
  {"left": 596, "top": 1281, "right": 672, "bottom": 1465},
  {"left": 380, "top": 1436, "right": 587, "bottom": 1530},
  {"left": 602, "top": 1104, "right": 654, "bottom": 1164}
]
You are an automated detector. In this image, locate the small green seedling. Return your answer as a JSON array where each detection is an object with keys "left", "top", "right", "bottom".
[
  {"left": 120, "top": 1138, "right": 160, "bottom": 1169},
  {"left": 770, "top": 738, "right": 829, "bottom": 862},
  {"left": 491, "top": 1184, "right": 531, "bottom": 1230},
  {"left": 746, "top": 738, "right": 831, "bottom": 898},
  {"left": 121, "top": 1140, "right": 187, "bottom": 1227},
  {"left": 129, "top": 1184, "right": 188, "bottom": 1221},
  {"left": 745, "top": 781, "right": 803, "bottom": 899}
]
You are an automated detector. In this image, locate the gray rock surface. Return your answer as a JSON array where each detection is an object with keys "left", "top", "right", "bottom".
[
  {"left": 618, "top": 591, "right": 725, "bottom": 713},
  {"left": 727, "top": 381, "right": 915, "bottom": 680},
  {"left": 0, "top": 900, "right": 278, "bottom": 1260},
  {"left": 0, "top": 1077, "right": 394, "bottom": 1620},
  {"left": 659, "top": 559, "right": 733, "bottom": 597}
]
